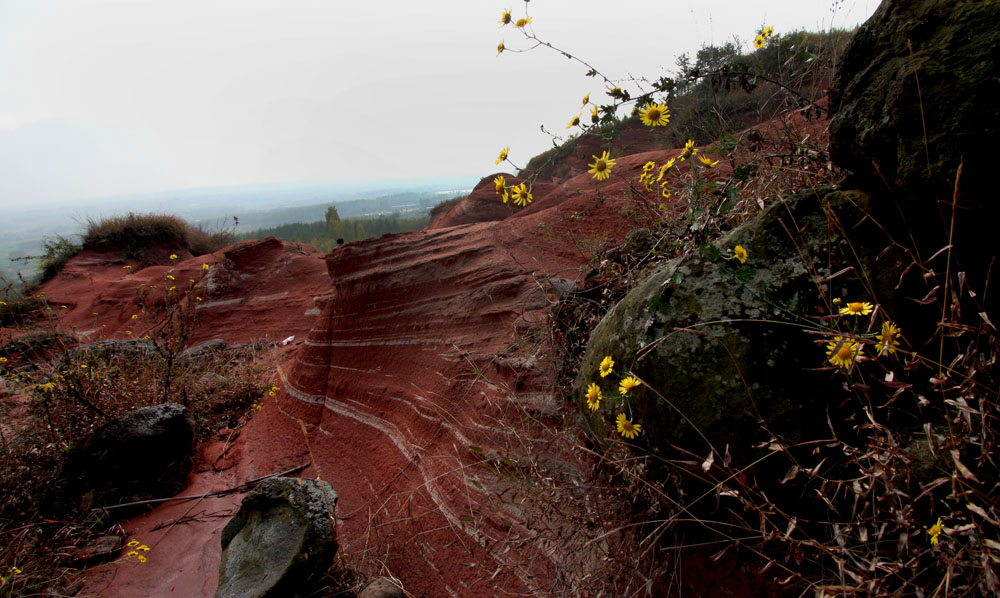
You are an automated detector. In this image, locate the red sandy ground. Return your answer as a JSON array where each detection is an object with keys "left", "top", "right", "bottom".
[{"left": 47, "top": 108, "right": 831, "bottom": 598}]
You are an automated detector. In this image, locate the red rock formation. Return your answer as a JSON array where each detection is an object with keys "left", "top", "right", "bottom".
[
  {"left": 77, "top": 106, "right": 832, "bottom": 597},
  {"left": 426, "top": 172, "right": 559, "bottom": 229},
  {"left": 39, "top": 238, "right": 331, "bottom": 347}
]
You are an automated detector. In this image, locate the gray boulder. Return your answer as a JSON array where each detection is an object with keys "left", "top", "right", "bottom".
[
  {"left": 573, "top": 188, "right": 908, "bottom": 465},
  {"left": 179, "top": 338, "right": 227, "bottom": 360},
  {"left": 829, "top": 0, "right": 1000, "bottom": 294},
  {"left": 359, "top": 577, "right": 404, "bottom": 598},
  {"left": 64, "top": 402, "right": 194, "bottom": 508},
  {"left": 216, "top": 477, "right": 339, "bottom": 598}
]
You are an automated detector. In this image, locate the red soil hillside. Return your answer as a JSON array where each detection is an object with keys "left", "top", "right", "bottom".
[{"left": 74, "top": 107, "right": 830, "bottom": 597}]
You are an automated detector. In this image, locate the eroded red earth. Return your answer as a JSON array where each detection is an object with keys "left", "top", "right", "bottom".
[{"left": 32, "top": 109, "right": 831, "bottom": 598}]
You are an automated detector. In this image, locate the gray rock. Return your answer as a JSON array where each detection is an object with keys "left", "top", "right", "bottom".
[
  {"left": 829, "top": 0, "right": 1000, "bottom": 296},
  {"left": 830, "top": 0, "right": 999, "bottom": 207},
  {"left": 180, "top": 338, "right": 227, "bottom": 360},
  {"left": 573, "top": 188, "right": 909, "bottom": 465},
  {"left": 216, "top": 477, "right": 339, "bottom": 598},
  {"left": 359, "top": 577, "right": 404, "bottom": 598},
  {"left": 64, "top": 403, "right": 194, "bottom": 508},
  {"left": 62, "top": 339, "right": 157, "bottom": 365},
  {"left": 70, "top": 535, "right": 122, "bottom": 566}
]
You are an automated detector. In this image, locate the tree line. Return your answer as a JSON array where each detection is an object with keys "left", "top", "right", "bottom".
[{"left": 241, "top": 205, "right": 429, "bottom": 251}]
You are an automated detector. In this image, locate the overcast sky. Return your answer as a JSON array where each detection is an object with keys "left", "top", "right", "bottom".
[{"left": 0, "top": 0, "right": 877, "bottom": 207}]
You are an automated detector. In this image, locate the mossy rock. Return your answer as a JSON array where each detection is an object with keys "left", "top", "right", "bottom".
[
  {"left": 829, "top": 0, "right": 1000, "bottom": 302},
  {"left": 573, "top": 187, "right": 912, "bottom": 465}
]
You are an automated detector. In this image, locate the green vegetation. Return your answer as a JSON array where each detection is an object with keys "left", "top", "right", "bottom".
[
  {"left": 82, "top": 213, "right": 235, "bottom": 259},
  {"left": 523, "top": 29, "right": 853, "bottom": 180},
  {"left": 242, "top": 205, "right": 432, "bottom": 251}
]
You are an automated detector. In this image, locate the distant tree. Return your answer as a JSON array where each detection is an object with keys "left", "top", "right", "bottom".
[{"left": 325, "top": 206, "right": 341, "bottom": 239}]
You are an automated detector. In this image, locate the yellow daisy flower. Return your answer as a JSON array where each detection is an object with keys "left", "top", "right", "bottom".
[
  {"left": 202, "top": 263, "right": 210, "bottom": 270},
  {"left": 493, "top": 175, "right": 506, "bottom": 196},
  {"left": 639, "top": 102, "right": 670, "bottom": 127},
  {"left": 137, "top": 554, "right": 147, "bottom": 563},
  {"left": 876, "top": 321, "right": 902, "bottom": 356},
  {"left": 734, "top": 245, "right": 748, "bottom": 264},
  {"left": 581, "top": 93, "right": 590, "bottom": 107},
  {"left": 679, "top": 139, "right": 698, "bottom": 161},
  {"left": 826, "top": 336, "right": 861, "bottom": 370},
  {"left": 839, "top": 301, "right": 874, "bottom": 316},
  {"left": 590, "top": 104, "right": 599, "bottom": 123},
  {"left": 511, "top": 183, "right": 533, "bottom": 207},
  {"left": 642, "top": 161, "right": 656, "bottom": 172},
  {"left": 657, "top": 158, "right": 676, "bottom": 181},
  {"left": 585, "top": 383, "right": 602, "bottom": 411},
  {"left": 754, "top": 34, "right": 766, "bottom": 49},
  {"left": 660, "top": 185, "right": 671, "bottom": 199},
  {"left": 698, "top": 155, "right": 719, "bottom": 168},
  {"left": 498, "top": 9, "right": 512, "bottom": 25},
  {"left": 496, "top": 40, "right": 505, "bottom": 56},
  {"left": 514, "top": 16, "right": 531, "bottom": 28},
  {"left": 566, "top": 113, "right": 581, "bottom": 128},
  {"left": 169, "top": 254, "right": 178, "bottom": 260},
  {"left": 588, "top": 151, "right": 616, "bottom": 181},
  {"left": 616, "top": 413, "right": 641, "bottom": 439},
  {"left": 618, "top": 376, "right": 641, "bottom": 395},
  {"left": 928, "top": 517, "right": 944, "bottom": 546},
  {"left": 599, "top": 355, "right": 615, "bottom": 378},
  {"left": 495, "top": 147, "right": 509, "bottom": 164}
]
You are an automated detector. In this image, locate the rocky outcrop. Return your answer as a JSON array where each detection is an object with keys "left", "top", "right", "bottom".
[
  {"left": 77, "top": 107, "right": 834, "bottom": 598},
  {"left": 216, "top": 477, "right": 338, "bottom": 598},
  {"left": 572, "top": 187, "right": 910, "bottom": 464},
  {"left": 829, "top": 0, "right": 1000, "bottom": 298},
  {"left": 40, "top": 237, "right": 331, "bottom": 346},
  {"left": 426, "top": 173, "right": 558, "bottom": 229},
  {"left": 64, "top": 403, "right": 194, "bottom": 508}
]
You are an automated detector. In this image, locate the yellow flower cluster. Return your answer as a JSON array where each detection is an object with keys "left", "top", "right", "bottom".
[
  {"left": 125, "top": 539, "right": 151, "bottom": 563},
  {"left": 493, "top": 174, "right": 532, "bottom": 207},
  {"left": 584, "top": 356, "right": 643, "bottom": 439},
  {"left": 824, "top": 299, "right": 904, "bottom": 371},
  {"left": 754, "top": 25, "right": 774, "bottom": 49}
]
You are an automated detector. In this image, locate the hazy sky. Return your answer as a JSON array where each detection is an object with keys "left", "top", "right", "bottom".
[{"left": 0, "top": 0, "right": 877, "bottom": 207}]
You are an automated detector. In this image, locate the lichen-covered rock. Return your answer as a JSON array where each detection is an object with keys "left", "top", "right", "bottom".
[
  {"left": 573, "top": 188, "right": 908, "bottom": 464},
  {"left": 830, "top": 0, "right": 999, "bottom": 203},
  {"left": 215, "top": 477, "right": 338, "bottom": 598},
  {"left": 829, "top": 0, "right": 1000, "bottom": 293},
  {"left": 64, "top": 403, "right": 193, "bottom": 508}
]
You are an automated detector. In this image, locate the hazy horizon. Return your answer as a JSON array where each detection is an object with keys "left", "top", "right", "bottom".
[{"left": 0, "top": 0, "right": 877, "bottom": 210}]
